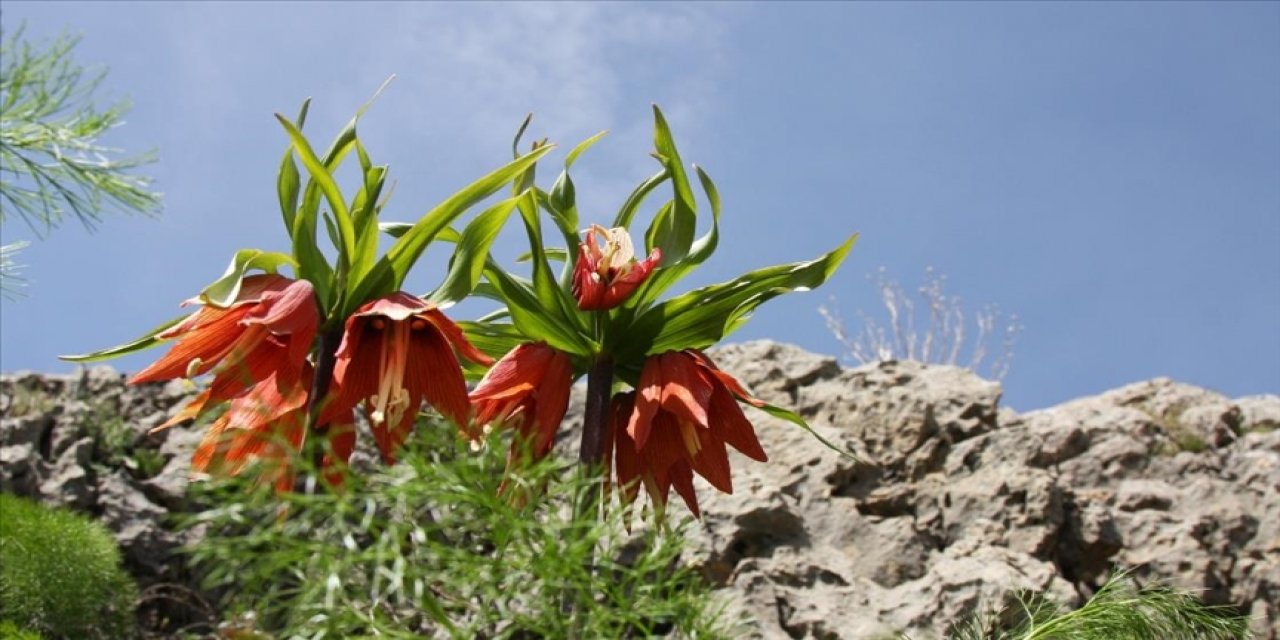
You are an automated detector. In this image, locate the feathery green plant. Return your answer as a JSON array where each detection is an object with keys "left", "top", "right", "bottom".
[
  {"left": 947, "top": 570, "right": 1250, "bottom": 640},
  {"left": 0, "top": 24, "right": 161, "bottom": 296},
  {"left": 0, "top": 493, "right": 137, "bottom": 639},
  {"left": 184, "top": 417, "right": 731, "bottom": 638}
]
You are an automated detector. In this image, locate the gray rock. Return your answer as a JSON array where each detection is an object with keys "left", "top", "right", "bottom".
[
  {"left": 39, "top": 436, "right": 97, "bottom": 509},
  {"left": 691, "top": 342, "right": 1278, "bottom": 638},
  {"left": 4, "top": 346, "right": 1276, "bottom": 638}
]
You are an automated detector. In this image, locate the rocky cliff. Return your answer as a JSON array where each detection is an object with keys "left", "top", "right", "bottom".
[{"left": 2, "top": 341, "right": 1277, "bottom": 638}]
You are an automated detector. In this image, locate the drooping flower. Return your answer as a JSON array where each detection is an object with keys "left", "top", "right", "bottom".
[
  {"left": 611, "top": 350, "right": 768, "bottom": 516},
  {"left": 470, "top": 342, "right": 574, "bottom": 463},
  {"left": 126, "top": 274, "right": 341, "bottom": 489},
  {"left": 134, "top": 274, "right": 319, "bottom": 429},
  {"left": 572, "top": 224, "right": 661, "bottom": 311},
  {"left": 321, "top": 292, "right": 493, "bottom": 464},
  {"left": 191, "top": 365, "right": 356, "bottom": 492}
]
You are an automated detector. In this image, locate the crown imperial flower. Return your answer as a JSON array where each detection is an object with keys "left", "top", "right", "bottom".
[
  {"left": 470, "top": 342, "right": 574, "bottom": 468},
  {"left": 321, "top": 292, "right": 493, "bottom": 463},
  {"left": 572, "top": 224, "right": 661, "bottom": 311},
  {"left": 610, "top": 349, "right": 768, "bottom": 516}
]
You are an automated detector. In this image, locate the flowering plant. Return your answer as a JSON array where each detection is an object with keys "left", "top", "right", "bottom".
[{"left": 64, "top": 95, "right": 853, "bottom": 518}]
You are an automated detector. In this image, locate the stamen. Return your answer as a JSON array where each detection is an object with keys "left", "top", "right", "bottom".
[
  {"left": 369, "top": 320, "right": 411, "bottom": 429},
  {"left": 679, "top": 419, "right": 701, "bottom": 456},
  {"left": 185, "top": 357, "right": 204, "bottom": 379}
]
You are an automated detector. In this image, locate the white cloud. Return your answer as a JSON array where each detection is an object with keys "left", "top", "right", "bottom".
[{"left": 362, "top": 4, "right": 733, "bottom": 180}]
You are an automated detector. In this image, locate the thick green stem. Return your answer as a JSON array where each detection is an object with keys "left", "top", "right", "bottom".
[
  {"left": 577, "top": 355, "right": 614, "bottom": 471},
  {"left": 563, "top": 355, "right": 614, "bottom": 625},
  {"left": 305, "top": 328, "right": 344, "bottom": 473}
]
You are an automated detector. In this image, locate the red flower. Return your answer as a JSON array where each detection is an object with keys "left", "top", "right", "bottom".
[
  {"left": 322, "top": 292, "right": 493, "bottom": 464},
  {"left": 609, "top": 350, "right": 768, "bottom": 516},
  {"left": 470, "top": 342, "right": 574, "bottom": 462},
  {"left": 128, "top": 274, "right": 340, "bottom": 489},
  {"left": 191, "top": 365, "right": 355, "bottom": 492},
  {"left": 572, "top": 224, "right": 661, "bottom": 311},
  {"left": 133, "top": 274, "right": 319, "bottom": 423}
]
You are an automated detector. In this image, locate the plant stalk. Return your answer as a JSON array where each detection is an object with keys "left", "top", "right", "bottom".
[
  {"left": 305, "top": 328, "right": 344, "bottom": 475},
  {"left": 578, "top": 355, "right": 614, "bottom": 471},
  {"left": 563, "top": 355, "right": 614, "bottom": 625}
]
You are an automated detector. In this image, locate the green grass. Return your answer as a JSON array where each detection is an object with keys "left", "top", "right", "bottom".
[
  {"left": 184, "top": 418, "right": 731, "bottom": 638},
  {"left": 0, "top": 493, "right": 137, "bottom": 639},
  {"left": 947, "top": 570, "right": 1250, "bottom": 640}
]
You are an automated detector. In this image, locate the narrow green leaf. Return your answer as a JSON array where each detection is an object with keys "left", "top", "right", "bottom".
[
  {"left": 483, "top": 264, "right": 593, "bottom": 356},
  {"left": 348, "top": 144, "right": 555, "bottom": 310},
  {"left": 60, "top": 315, "right": 188, "bottom": 363},
  {"left": 295, "top": 97, "right": 312, "bottom": 128},
  {"left": 349, "top": 152, "right": 387, "bottom": 283},
  {"left": 457, "top": 320, "right": 526, "bottom": 361},
  {"left": 565, "top": 130, "right": 608, "bottom": 169},
  {"left": 755, "top": 401, "right": 857, "bottom": 459},
  {"left": 277, "top": 148, "right": 301, "bottom": 235},
  {"left": 276, "top": 99, "right": 312, "bottom": 240},
  {"left": 379, "top": 222, "right": 462, "bottom": 244},
  {"left": 511, "top": 113, "right": 533, "bottom": 159},
  {"left": 515, "top": 247, "right": 569, "bottom": 263},
  {"left": 284, "top": 108, "right": 357, "bottom": 313},
  {"left": 612, "top": 169, "right": 669, "bottom": 229},
  {"left": 427, "top": 196, "right": 520, "bottom": 306},
  {"left": 275, "top": 114, "right": 357, "bottom": 262},
  {"left": 626, "top": 164, "right": 723, "bottom": 310},
  {"left": 199, "top": 249, "right": 297, "bottom": 308},
  {"left": 516, "top": 189, "right": 590, "bottom": 339},
  {"left": 644, "top": 105, "right": 697, "bottom": 264},
  {"left": 621, "top": 235, "right": 856, "bottom": 359},
  {"left": 535, "top": 188, "right": 583, "bottom": 286}
]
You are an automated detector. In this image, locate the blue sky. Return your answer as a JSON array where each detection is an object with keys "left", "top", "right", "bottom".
[{"left": 1, "top": 2, "right": 1277, "bottom": 411}]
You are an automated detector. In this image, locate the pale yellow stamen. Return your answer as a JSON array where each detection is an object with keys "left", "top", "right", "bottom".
[
  {"left": 185, "top": 358, "right": 204, "bottom": 379},
  {"left": 369, "top": 320, "right": 412, "bottom": 429},
  {"left": 679, "top": 419, "right": 701, "bottom": 456}
]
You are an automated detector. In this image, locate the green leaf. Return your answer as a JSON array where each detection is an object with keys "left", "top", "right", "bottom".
[
  {"left": 565, "top": 130, "right": 608, "bottom": 169},
  {"left": 348, "top": 147, "right": 387, "bottom": 284},
  {"left": 347, "top": 144, "right": 555, "bottom": 311},
  {"left": 535, "top": 189, "right": 583, "bottom": 287},
  {"left": 60, "top": 315, "right": 187, "bottom": 363},
  {"left": 515, "top": 190, "right": 590, "bottom": 340},
  {"left": 755, "top": 400, "right": 856, "bottom": 460},
  {"left": 379, "top": 222, "right": 462, "bottom": 244},
  {"left": 285, "top": 108, "right": 358, "bottom": 312},
  {"left": 626, "top": 164, "right": 722, "bottom": 309},
  {"left": 277, "top": 99, "right": 311, "bottom": 246},
  {"left": 510, "top": 113, "right": 533, "bottom": 159},
  {"left": 199, "top": 249, "right": 297, "bottom": 308},
  {"left": 457, "top": 320, "right": 526, "bottom": 361},
  {"left": 277, "top": 146, "right": 301, "bottom": 235},
  {"left": 483, "top": 264, "right": 593, "bottom": 356},
  {"left": 621, "top": 235, "right": 856, "bottom": 359},
  {"left": 515, "top": 247, "right": 569, "bottom": 263},
  {"left": 275, "top": 114, "right": 357, "bottom": 264},
  {"left": 427, "top": 196, "right": 520, "bottom": 306},
  {"left": 611, "top": 169, "right": 668, "bottom": 229},
  {"left": 643, "top": 105, "right": 697, "bottom": 264}
]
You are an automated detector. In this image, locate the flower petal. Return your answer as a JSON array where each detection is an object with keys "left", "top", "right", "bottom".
[
  {"left": 627, "top": 356, "right": 664, "bottom": 448},
  {"left": 419, "top": 307, "right": 494, "bottom": 366},
  {"left": 406, "top": 321, "right": 471, "bottom": 432},
  {"left": 130, "top": 305, "right": 254, "bottom": 383},
  {"left": 658, "top": 351, "right": 711, "bottom": 429}
]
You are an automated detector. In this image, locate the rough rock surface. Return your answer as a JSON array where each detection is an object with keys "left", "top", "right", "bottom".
[
  {"left": 0, "top": 367, "right": 214, "bottom": 630},
  {"left": 3, "top": 342, "right": 1277, "bottom": 639},
  {"left": 685, "top": 342, "right": 1279, "bottom": 639}
]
